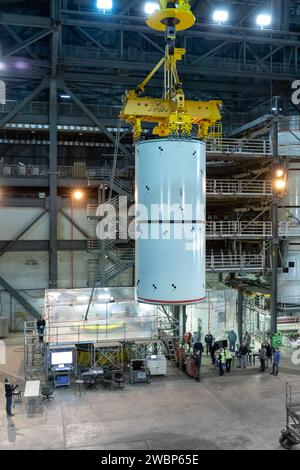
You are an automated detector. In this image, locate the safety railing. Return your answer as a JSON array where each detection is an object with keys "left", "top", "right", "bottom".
[
  {"left": 206, "top": 179, "right": 273, "bottom": 196},
  {"left": 278, "top": 221, "right": 300, "bottom": 237},
  {"left": 206, "top": 221, "right": 272, "bottom": 238},
  {"left": 87, "top": 221, "right": 272, "bottom": 242},
  {"left": 206, "top": 253, "right": 264, "bottom": 272},
  {"left": 0, "top": 165, "right": 88, "bottom": 178},
  {"left": 277, "top": 295, "right": 300, "bottom": 307},
  {"left": 0, "top": 165, "right": 48, "bottom": 177},
  {"left": 206, "top": 138, "right": 271, "bottom": 155},
  {"left": 44, "top": 319, "right": 158, "bottom": 345},
  {"left": 0, "top": 99, "right": 122, "bottom": 120}
]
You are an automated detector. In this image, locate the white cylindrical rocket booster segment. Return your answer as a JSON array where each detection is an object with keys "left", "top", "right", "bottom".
[
  {"left": 135, "top": 138, "right": 206, "bottom": 305},
  {"left": 278, "top": 120, "right": 300, "bottom": 305},
  {"left": 278, "top": 116, "right": 300, "bottom": 157}
]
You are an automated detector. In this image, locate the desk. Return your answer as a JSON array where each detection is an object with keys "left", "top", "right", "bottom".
[
  {"left": 81, "top": 368, "right": 104, "bottom": 389},
  {"left": 24, "top": 380, "right": 40, "bottom": 410},
  {"left": 24, "top": 380, "right": 40, "bottom": 397}
]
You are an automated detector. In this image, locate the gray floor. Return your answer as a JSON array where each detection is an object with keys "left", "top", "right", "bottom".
[{"left": 0, "top": 335, "right": 300, "bottom": 450}]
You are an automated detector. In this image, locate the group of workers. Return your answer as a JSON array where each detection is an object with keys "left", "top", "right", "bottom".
[{"left": 183, "top": 329, "right": 281, "bottom": 378}]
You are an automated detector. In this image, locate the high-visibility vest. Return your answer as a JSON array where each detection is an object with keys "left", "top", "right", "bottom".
[{"left": 224, "top": 350, "right": 232, "bottom": 360}]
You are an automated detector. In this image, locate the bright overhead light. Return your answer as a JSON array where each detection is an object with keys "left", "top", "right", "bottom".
[
  {"left": 97, "top": 0, "right": 112, "bottom": 10},
  {"left": 274, "top": 179, "right": 286, "bottom": 190},
  {"left": 213, "top": 10, "right": 229, "bottom": 23},
  {"left": 144, "top": 2, "right": 159, "bottom": 15},
  {"left": 256, "top": 14, "right": 272, "bottom": 27},
  {"left": 0, "top": 62, "right": 6, "bottom": 71},
  {"left": 276, "top": 169, "right": 284, "bottom": 178},
  {"left": 60, "top": 94, "right": 70, "bottom": 99},
  {"left": 72, "top": 190, "right": 84, "bottom": 200}
]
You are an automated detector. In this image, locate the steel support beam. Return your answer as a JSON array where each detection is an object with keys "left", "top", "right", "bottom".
[
  {"left": 0, "top": 210, "right": 47, "bottom": 257},
  {"left": 270, "top": 113, "right": 279, "bottom": 338},
  {"left": 59, "top": 209, "right": 90, "bottom": 239},
  {"left": 59, "top": 80, "right": 131, "bottom": 159},
  {"left": 237, "top": 289, "right": 243, "bottom": 345},
  {"left": 3, "top": 29, "right": 52, "bottom": 59},
  {"left": 3, "top": 25, "right": 39, "bottom": 60},
  {"left": 76, "top": 27, "right": 114, "bottom": 57},
  {"left": 51, "top": 0, "right": 61, "bottom": 77},
  {"left": 61, "top": 17, "right": 300, "bottom": 47},
  {"left": 0, "top": 276, "right": 40, "bottom": 319},
  {"left": 0, "top": 240, "right": 87, "bottom": 251},
  {"left": 59, "top": 56, "right": 297, "bottom": 81},
  {"left": 0, "top": 77, "right": 48, "bottom": 129},
  {"left": 49, "top": 78, "right": 58, "bottom": 288},
  {"left": 119, "top": 0, "right": 139, "bottom": 15},
  {"left": 0, "top": 13, "right": 51, "bottom": 28}
]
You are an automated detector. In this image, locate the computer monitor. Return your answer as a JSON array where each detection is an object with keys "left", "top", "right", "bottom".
[{"left": 51, "top": 351, "right": 73, "bottom": 366}]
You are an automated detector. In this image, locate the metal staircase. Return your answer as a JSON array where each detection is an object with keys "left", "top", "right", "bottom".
[
  {"left": 87, "top": 256, "right": 133, "bottom": 286},
  {"left": 87, "top": 170, "right": 133, "bottom": 199},
  {"left": 24, "top": 321, "right": 45, "bottom": 380},
  {"left": 157, "top": 307, "right": 179, "bottom": 364}
]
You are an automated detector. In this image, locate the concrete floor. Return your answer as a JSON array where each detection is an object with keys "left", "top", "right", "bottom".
[{"left": 0, "top": 334, "right": 299, "bottom": 450}]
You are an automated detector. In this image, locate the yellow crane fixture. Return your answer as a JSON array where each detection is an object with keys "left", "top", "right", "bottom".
[{"left": 120, "top": 1, "right": 222, "bottom": 139}]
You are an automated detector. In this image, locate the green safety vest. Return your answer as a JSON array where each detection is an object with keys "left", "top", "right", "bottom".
[{"left": 224, "top": 350, "right": 232, "bottom": 360}]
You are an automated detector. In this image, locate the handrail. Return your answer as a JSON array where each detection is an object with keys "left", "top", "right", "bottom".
[{"left": 278, "top": 221, "right": 300, "bottom": 237}]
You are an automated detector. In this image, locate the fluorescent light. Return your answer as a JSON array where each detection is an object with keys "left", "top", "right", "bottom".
[
  {"left": 97, "top": 0, "right": 112, "bottom": 9},
  {"left": 213, "top": 10, "right": 229, "bottom": 23},
  {"left": 145, "top": 2, "right": 159, "bottom": 15},
  {"left": 0, "top": 62, "right": 6, "bottom": 71},
  {"left": 60, "top": 94, "right": 70, "bottom": 99},
  {"left": 256, "top": 14, "right": 271, "bottom": 27},
  {"left": 77, "top": 296, "right": 90, "bottom": 301}
]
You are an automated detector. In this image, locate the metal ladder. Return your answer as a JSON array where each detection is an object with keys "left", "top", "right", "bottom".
[{"left": 24, "top": 321, "right": 45, "bottom": 380}]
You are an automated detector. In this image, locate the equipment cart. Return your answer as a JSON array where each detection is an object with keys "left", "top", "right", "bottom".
[
  {"left": 279, "top": 381, "right": 300, "bottom": 449},
  {"left": 129, "top": 359, "right": 151, "bottom": 385}
]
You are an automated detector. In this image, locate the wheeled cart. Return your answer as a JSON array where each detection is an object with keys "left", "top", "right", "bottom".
[
  {"left": 129, "top": 359, "right": 151, "bottom": 385},
  {"left": 279, "top": 382, "right": 300, "bottom": 449}
]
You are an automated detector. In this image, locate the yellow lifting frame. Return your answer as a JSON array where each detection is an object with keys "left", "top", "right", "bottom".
[
  {"left": 120, "top": 0, "right": 222, "bottom": 139},
  {"left": 120, "top": 47, "right": 222, "bottom": 139}
]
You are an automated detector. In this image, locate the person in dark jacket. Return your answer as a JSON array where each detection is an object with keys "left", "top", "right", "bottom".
[
  {"left": 238, "top": 343, "right": 248, "bottom": 369},
  {"left": 204, "top": 331, "right": 213, "bottom": 355},
  {"left": 193, "top": 339, "right": 204, "bottom": 355},
  {"left": 259, "top": 344, "right": 267, "bottom": 372},
  {"left": 4, "top": 378, "right": 18, "bottom": 417},
  {"left": 193, "top": 349, "right": 202, "bottom": 382},
  {"left": 265, "top": 342, "right": 272, "bottom": 368},
  {"left": 210, "top": 341, "right": 218, "bottom": 365},
  {"left": 37, "top": 315, "right": 46, "bottom": 342}
]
